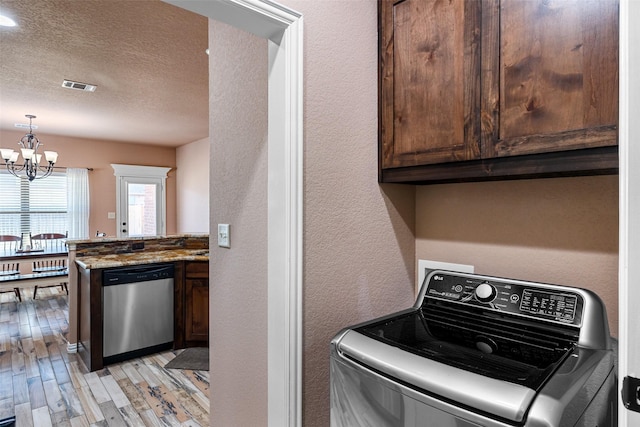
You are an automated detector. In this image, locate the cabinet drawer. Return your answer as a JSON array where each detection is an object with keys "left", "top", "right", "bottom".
[{"left": 185, "top": 262, "right": 208, "bottom": 278}]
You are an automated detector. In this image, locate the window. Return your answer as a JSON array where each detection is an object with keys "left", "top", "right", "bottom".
[
  {"left": 0, "top": 171, "right": 68, "bottom": 236},
  {"left": 127, "top": 182, "right": 158, "bottom": 236}
]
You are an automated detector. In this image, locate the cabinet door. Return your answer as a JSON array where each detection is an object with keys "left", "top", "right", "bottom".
[
  {"left": 485, "top": 0, "right": 618, "bottom": 158},
  {"left": 186, "top": 278, "right": 209, "bottom": 343},
  {"left": 379, "top": 0, "right": 482, "bottom": 169}
]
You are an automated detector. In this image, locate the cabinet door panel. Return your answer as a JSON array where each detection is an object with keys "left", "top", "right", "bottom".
[
  {"left": 380, "top": 0, "right": 481, "bottom": 168},
  {"left": 494, "top": 0, "right": 618, "bottom": 157},
  {"left": 186, "top": 279, "right": 209, "bottom": 342}
]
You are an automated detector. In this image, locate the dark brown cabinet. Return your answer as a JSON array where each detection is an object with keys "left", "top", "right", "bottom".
[
  {"left": 379, "top": 0, "right": 619, "bottom": 184},
  {"left": 184, "top": 261, "right": 209, "bottom": 345},
  {"left": 380, "top": 0, "right": 481, "bottom": 168}
]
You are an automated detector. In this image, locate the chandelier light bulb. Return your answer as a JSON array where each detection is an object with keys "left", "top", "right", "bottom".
[
  {"left": 21, "top": 148, "right": 34, "bottom": 160},
  {"left": 44, "top": 150, "right": 58, "bottom": 163},
  {"left": 0, "top": 148, "right": 14, "bottom": 161}
]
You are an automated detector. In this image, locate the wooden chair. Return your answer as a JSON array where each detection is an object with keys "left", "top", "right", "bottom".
[
  {"left": 0, "top": 235, "right": 22, "bottom": 301},
  {"left": 31, "top": 232, "right": 68, "bottom": 298}
]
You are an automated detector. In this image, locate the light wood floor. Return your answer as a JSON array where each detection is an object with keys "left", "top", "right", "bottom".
[{"left": 0, "top": 287, "right": 210, "bottom": 427}]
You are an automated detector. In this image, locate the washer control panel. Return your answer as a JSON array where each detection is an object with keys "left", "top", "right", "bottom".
[{"left": 424, "top": 272, "right": 584, "bottom": 326}]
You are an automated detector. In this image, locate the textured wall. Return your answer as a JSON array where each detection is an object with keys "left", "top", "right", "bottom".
[
  {"left": 416, "top": 175, "right": 619, "bottom": 336},
  {"left": 284, "top": 1, "right": 417, "bottom": 425},
  {"left": 176, "top": 137, "right": 209, "bottom": 233},
  {"left": 205, "top": 2, "right": 621, "bottom": 425},
  {"left": 208, "top": 21, "right": 269, "bottom": 426},
  {"left": 206, "top": 1, "right": 416, "bottom": 425}
]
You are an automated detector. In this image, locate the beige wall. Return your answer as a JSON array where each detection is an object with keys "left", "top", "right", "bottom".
[
  {"left": 0, "top": 129, "right": 177, "bottom": 237},
  {"left": 416, "top": 175, "right": 619, "bottom": 336},
  {"left": 208, "top": 21, "right": 269, "bottom": 425},
  {"left": 176, "top": 137, "right": 209, "bottom": 233},
  {"left": 207, "top": 1, "right": 416, "bottom": 426},
  {"left": 291, "top": 2, "right": 416, "bottom": 425}
]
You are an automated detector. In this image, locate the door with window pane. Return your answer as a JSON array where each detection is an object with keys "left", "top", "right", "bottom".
[
  {"left": 117, "top": 177, "right": 165, "bottom": 238},
  {"left": 112, "top": 164, "right": 170, "bottom": 238}
]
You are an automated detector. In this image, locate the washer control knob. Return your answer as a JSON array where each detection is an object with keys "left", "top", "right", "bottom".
[{"left": 475, "top": 282, "right": 497, "bottom": 303}]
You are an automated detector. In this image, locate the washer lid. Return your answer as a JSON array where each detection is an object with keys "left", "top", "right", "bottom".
[{"left": 337, "top": 329, "right": 538, "bottom": 423}]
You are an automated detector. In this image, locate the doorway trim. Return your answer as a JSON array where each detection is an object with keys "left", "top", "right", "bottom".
[
  {"left": 163, "top": 1, "right": 303, "bottom": 425},
  {"left": 618, "top": 1, "right": 640, "bottom": 425}
]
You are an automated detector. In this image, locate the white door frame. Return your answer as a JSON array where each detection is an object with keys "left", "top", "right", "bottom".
[
  {"left": 163, "top": 1, "right": 303, "bottom": 426},
  {"left": 619, "top": 1, "right": 640, "bottom": 425},
  {"left": 111, "top": 164, "right": 171, "bottom": 238}
]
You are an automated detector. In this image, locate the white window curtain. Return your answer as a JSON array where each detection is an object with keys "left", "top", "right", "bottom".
[{"left": 67, "top": 168, "right": 90, "bottom": 239}]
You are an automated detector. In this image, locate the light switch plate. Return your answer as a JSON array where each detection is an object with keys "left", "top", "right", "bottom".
[
  {"left": 218, "top": 224, "right": 230, "bottom": 248},
  {"left": 418, "top": 259, "right": 474, "bottom": 288},
  {"left": 107, "top": 212, "right": 116, "bottom": 219}
]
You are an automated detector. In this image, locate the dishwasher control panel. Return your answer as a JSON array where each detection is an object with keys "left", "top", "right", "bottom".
[
  {"left": 423, "top": 272, "right": 584, "bottom": 327},
  {"left": 103, "top": 263, "right": 174, "bottom": 285}
]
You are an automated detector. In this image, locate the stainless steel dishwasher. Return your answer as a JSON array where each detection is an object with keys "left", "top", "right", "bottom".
[{"left": 102, "top": 263, "right": 174, "bottom": 365}]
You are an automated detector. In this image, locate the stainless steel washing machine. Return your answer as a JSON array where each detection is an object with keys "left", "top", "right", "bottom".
[{"left": 331, "top": 271, "right": 617, "bottom": 426}]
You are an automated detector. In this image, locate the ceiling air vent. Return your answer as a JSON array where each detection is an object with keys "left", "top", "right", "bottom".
[{"left": 62, "top": 79, "right": 97, "bottom": 92}]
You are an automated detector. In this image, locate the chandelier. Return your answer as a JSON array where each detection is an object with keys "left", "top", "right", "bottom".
[{"left": 0, "top": 114, "right": 59, "bottom": 181}]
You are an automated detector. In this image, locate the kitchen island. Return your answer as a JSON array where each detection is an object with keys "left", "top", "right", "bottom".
[{"left": 67, "top": 235, "right": 209, "bottom": 371}]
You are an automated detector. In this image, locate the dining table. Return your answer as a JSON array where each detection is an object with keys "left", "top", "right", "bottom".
[
  {"left": 0, "top": 247, "right": 69, "bottom": 299},
  {"left": 0, "top": 247, "right": 68, "bottom": 262}
]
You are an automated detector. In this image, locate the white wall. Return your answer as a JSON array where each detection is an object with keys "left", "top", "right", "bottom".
[{"left": 176, "top": 137, "right": 210, "bottom": 233}]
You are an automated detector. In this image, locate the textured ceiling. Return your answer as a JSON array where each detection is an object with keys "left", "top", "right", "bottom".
[{"left": 0, "top": 0, "right": 208, "bottom": 147}]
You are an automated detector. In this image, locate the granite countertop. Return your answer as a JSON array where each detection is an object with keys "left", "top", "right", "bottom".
[{"left": 75, "top": 249, "right": 209, "bottom": 270}]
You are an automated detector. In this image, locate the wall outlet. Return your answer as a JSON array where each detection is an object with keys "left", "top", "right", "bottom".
[
  {"left": 218, "top": 224, "right": 230, "bottom": 248},
  {"left": 418, "top": 259, "right": 474, "bottom": 288},
  {"left": 107, "top": 212, "right": 116, "bottom": 219}
]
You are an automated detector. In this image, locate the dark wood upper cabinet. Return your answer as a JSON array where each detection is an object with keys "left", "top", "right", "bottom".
[
  {"left": 380, "top": 0, "right": 481, "bottom": 168},
  {"left": 379, "top": 0, "right": 619, "bottom": 184}
]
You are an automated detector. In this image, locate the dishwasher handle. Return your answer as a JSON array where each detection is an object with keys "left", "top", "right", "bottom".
[{"left": 103, "top": 263, "right": 175, "bottom": 285}]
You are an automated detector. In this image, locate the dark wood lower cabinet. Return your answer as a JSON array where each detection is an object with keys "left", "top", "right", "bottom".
[
  {"left": 185, "top": 262, "right": 209, "bottom": 345},
  {"left": 77, "top": 259, "right": 209, "bottom": 372}
]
